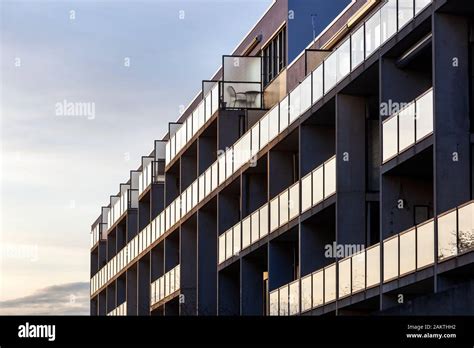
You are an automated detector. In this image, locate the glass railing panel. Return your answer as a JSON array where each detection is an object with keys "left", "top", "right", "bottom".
[
  {"left": 197, "top": 101, "right": 205, "bottom": 129},
  {"left": 312, "top": 270, "right": 324, "bottom": 308},
  {"left": 251, "top": 211, "right": 259, "bottom": 244},
  {"left": 383, "top": 236, "right": 399, "bottom": 282},
  {"left": 289, "top": 85, "right": 301, "bottom": 125},
  {"left": 211, "top": 83, "right": 219, "bottom": 115},
  {"left": 164, "top": 272, "right": 170, "bottom": 297},
  {"left": 186, "top": 117, "right": 192, "bottom": 143},
  {"left": 351, "top": 251, "right": 365, "bottom": 293},
  {"left": 225, "top": 149, "right": 233, "bottom": 180},
  {"left": 339, "top": 257, "right": 352, "bottom": 299},
  {"left": 300, "top": 73, "right": 312, "bottom": 113},
  {"left": 269, "top": 290, "right": 279, "bottom": 316},
  {"left": 251, "top": 123, "right": 260, "bottom": 156},
  {"left": 312, "top": 65, "right": 323, "bottom": 103},
  {"left": 159, "top": 276, "right": 164, "bottom": 300},
  {"left": 415, "top": 0, "right": 431, "bottom": 14},
  {"left": 205, "top": 92, "right": 212, "bottom": 122},
  {"left": 205, "top": 169, "right": 211, "bottom": 197},
  {"left": 279, "top": 96, "right": 289, "bottom": 132},
  {"left": 301, "top": 274, "right": 312, "bottom": 312},
  {"left": 259, "top": 204, "right": 269, "bottom": 238},
  {"left": 233, "top": 224, "right": 241, "bottom": 256},
  {"left": 279, "top": 190, "right": 289, "bottom": 226},
  {"left": 398, "top": 102, "right": 416, "bottom": 152},
  {"left": 240, "top": 131, "right": 252, "bottom": 170},
  {"left": 165, "top": 141, "right": 170, "bottom": 164},
  {"left": 175, "top": 265, "right": 180, "bottom": 289},
  {"left": 268, "top": 106, "right": 279, "bottom": 142},
  {"left": 381, "top": 0, "right": 397, "bottom": 43},
  {"left": 211, "top": 162, "right": 218, "bottom": 192},
  {"left": 312, "top": 165, "right": 324, "bottom": 205},
  {"left": 242, "top": 216, "right": 251, "bottom": 249},
  {"left": 398, "top": 0, "right": 414, "bottom": 29},
  {"left": 324, "top": 157, "right": 336, "bottom": 198},
  {"left": 366, "top": 244, "right": 380, "bottom": 287},
  {"left": 365, "top": 9, "right": 381, "bottom": 58},
  {"left": 289, "top": 183, "right": 300, "bottom": 220},
  {"left": 458, "top": 202, "right": 474, "bottom": 253},
  {"left": 324, "top": 264, "right": 336, "bottom": 304},
  {"left": 192, "top": 110, "right": 198, "bottom": 136},
  {"left": 226, "top": 229, "right": 233, "bottom": 260},
  {"left": 416, "top": 219, "right": 434, "bottom": 268},
  {"left": 382, "top": 116, "right": 398, "bottom": 162},
  {"left": 324, "top": 53, "right": 337, "bottom": 93},
  {"left": 351, "top": 24, "right": 365, "bottom": 70},
  {"left": 438, "top": 209, "right": 458, "bottom": 260},
  {"left": 289, "top": 281, "right": 300, "bottom": 315},
  {"left": 169, "top": 268, "right": 176, "bottom": 294},
  {"left": 218, "top": 155, "right": 226, "bottom": 185},
  {"left": 260, "top": 113, "right": 269, "bottom": 148},
  {"left": 416, "top": 89, "right": 433, "bottom": 141},
  {"left": 219, "top": 234, "right": 225, "bottom": 264},
  {"left": 270, "top": 196, "right": 279, "bottom": 232},
  {"left": 279, "top": 285, "right": 289, "bottom": 316},
  {"left": 176, "top": 128, "right": 182, "bottom": 154},
  {"left": 301, "top": 172, "right": 312, "bottom": 212},
  {"left": 399, "top": 228, "right": 416, "bottom": 275},
  {"left": 336, "top": 38, "right": 351, "bottom": 83},
  {"left": 192, "top": 181, "right": 198, "bottom": 208}
]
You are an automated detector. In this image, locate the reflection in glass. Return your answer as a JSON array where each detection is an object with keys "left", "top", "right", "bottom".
[
  {"left": 289, "top": 281, "right": 300, "bottom": 315},
  {"left": 338, "top": 258, "right": 351, "bottom": 298},
  {"left": 301, "top": 173, "right": 312, "bottom": 212},
  {"left": 279, "top": 286, "right": 289, "bottom": 316},
  {"left": 324, "top": 265, "right": 336, "bottom": 303},
  {"left": 313, "top": 166, "right": 324, "bottom": 205},
  {"left": 324, "top": 158, "right": 336, "bottom": 198},
  {"left": 289, "top": 85, "right": 301, "bottom": 125},
  {"left": 324, "top": 53, "right": 337, "bottom": 93},
  {"left": 383, "top": 236, "right": 399, "bottom": 282},
  {"left": 251, "top": 211, "right": 259, "bottom": 244},
  {"left": 313, "top": 270, "right": 324, "bottom": 307},
  {"left": 416, "top": 90, "right": 433, "bottom": 141},
  {"left": 417, "top": 220, "right": 434, "bottom": 268},
  {"left": 438, "top": 210, "right": 458, "bottom": 260},
  {"left": 365, "top": 11, "right": 381, "bottom": 57},
  {"left": 301, "top": 275, "right": 312, "bottom": 312},
  {"left": 336, "top": 39, "right": 351, "bottom": 82},
  {"left": 312, "top": 65, "right": 324, "bottom": 103},
  {"left": 300, "top": 74, "right": 312, "bottom": 113},
  {"left": 268, "top": 106, "right": 279, "bottom": 141},
  {"left": 415, "top": 0, "right": 431, "bottom": 14},
  {"left": 279, "top": 96, "right": 289, "bottom": 132},
  {"left": 366, "top": 245, "right": 380, "bottom": 287},
  {"left": 279, "top": 190, "right": 289, "bottom": 226},
  {"left": 233, "top": 224, "right": 241, "bottom": 255},
  {"left": 398, "top": 102, "right": 415, "bottom": 152},
  {"left": 352, "top": 251, "right": 365, "bottom": 293},
  {"left": 226, "top": 230, "right": 233, "bottom": 260},
  {"left": 242, "top": 216, "right": 251, "bottom": 249},
  {"left": 269, "top": 290, "right": 279, "bottom": 316},
  {"left": 381, "top": 0, "right": 397, "bottom": 43},
  {"left": 458, "top": 203, "right": 474, "bottom": 253},
  {"left": 383, "top": 116, "right": 398, "bottom": 162},
  {"left": 260, "top": 205, "right": 269, "bottom": 237},
  {"left": 399, "top": 229, "right": 416, "bottom": 275},
  {"left": 289, "top": 183, "right": 300, "bottom": 220},
  {"left": 351, "top": 25, "right": 365, "bottom": 70},
  {"left": 398, "top": 0, "right": 414, "bottom": 29}
]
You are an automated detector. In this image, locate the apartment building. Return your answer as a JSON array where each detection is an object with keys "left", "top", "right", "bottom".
[{"left": 90, "top": 0, "right": 474, "bottom": 316}]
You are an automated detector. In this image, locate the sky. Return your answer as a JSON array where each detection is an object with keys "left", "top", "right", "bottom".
[{"left": 0, "top": 0, "right": 272, "bottom": 314}]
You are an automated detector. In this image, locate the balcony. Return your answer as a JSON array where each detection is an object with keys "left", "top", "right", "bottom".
[
  {"left": 268, "top": 199, "right": 474, "bottom": 316},
  {"left": 150, "top": 265, "right": 181, "bottom": 307},
  {"left": 382, "top": 88, "right": 433, "bottom": 163}
]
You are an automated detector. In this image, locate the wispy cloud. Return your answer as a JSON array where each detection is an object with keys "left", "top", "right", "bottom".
[{"left": 0, "top": 282, "right": 89, "bottom": 315}]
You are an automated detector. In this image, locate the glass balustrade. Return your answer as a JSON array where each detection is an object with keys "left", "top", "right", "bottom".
[
  {"left": 288, "top": 182, "right": 300, "bottom": 221},
  {"left": 226, "top": 228, "right": 233, "bottom": 260},
  {"left": 398, "top": 0, "right": 414, "bottom": 29},
  {"left": 289, "top": 280, "right": 300, "bottom": 315},
  {"left": 324, "top": 157, "right": 336, "bottom": 198},
  {"left": 259, "top": 205, "right": 269, "bottom": 238},
  {"left": 398, "top": 103, "right": 416, "bottom": 152},
  {"left": 312, "top": 65, "right": 324, "bottom": 103},
  {"left": 279, "top": 96, "right": 289, "bottom": 132},
  {"left": 324, "top": 265, "right": 336, "bottom": 303},
  {"left": 416, "top": 89, "right": 434, "bottom": 141},
  {"left": 399, "top": 228, "right": 416, "bottom": 275},
  {"left": 233, "top": 224, "right": 241, "bottom": 256},
  {"left": 365, "top": 10, "right": 381, "bottom": 58},
  {"left": 301, "top": 274, "right": 312, "bottom": 312},
  {"left": 351, "top": 251, "right": 366, "bottom": 293},
  {"left": 279, "top": 285, "right": 289, "bottom": 316},
  {"left": 312, "top": 270, "right": 324, "bottom": 308},
  {"left": 381, "top": 0, "right": 397, "bottom": 43},
  {"left": 270, "top": 196, "right": 279, "bottom": 232},
  {"left": 415, "top": 0, "right": 431, "bottom": 13},
  {"left": 269, "top": 290, "right": 279, "bottom": 316},
  {"left": 383, "top": 236, "right": 399, "bottom": 282},
  {"left": 383, "top": 116, "right": 398, "bottom": 162},
  {"left": 458, "top": 202, "right": 474, "bottom": 253},
  {"left": 251, "top": 211, "right": 259, "bottom": 244},
  {"left": 338, "top": 258, "right": 351, "bottom": 298},
  {"left": 438, "top": 209, "right": 458, "bottom": 260},
  {"left": 366, "top": 245, "right": 380, "bottom": 288},
  {"left": 219, "top": 234, "right": 225, "bottom": 264},
  {"left": 279, "top": 190, "right": 289, "bottom": 226},
  {"left": 301, "top": 172, "right": 312, "bottom": 213}
]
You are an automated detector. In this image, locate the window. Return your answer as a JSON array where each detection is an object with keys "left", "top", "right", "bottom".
[{"left": 262, "top": 27, "right": 286, "bottom": 86}]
